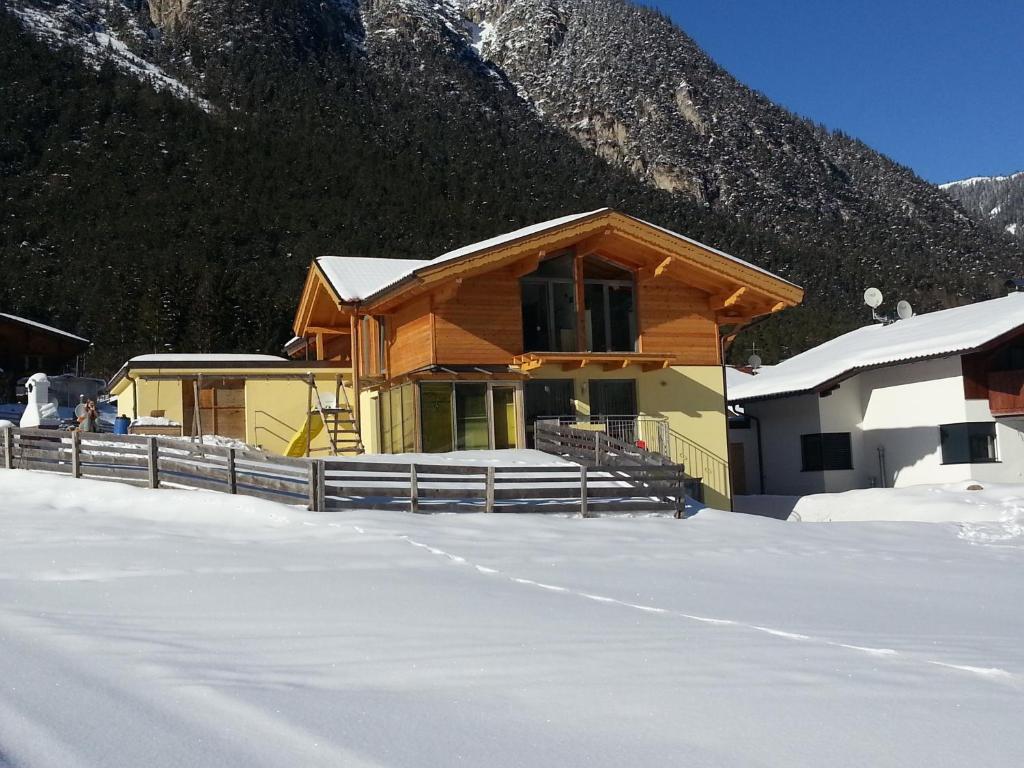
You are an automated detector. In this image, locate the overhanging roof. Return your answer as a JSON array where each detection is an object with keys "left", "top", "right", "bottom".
[
  {"left": 729, "top": 293, "right": 1024, "bottom": 403},
  {"left": 312, "top": 209, "right": 802, "bottom": 311},
  {"left": 0, "top": 313, "right": 90, "bottom": 346}
]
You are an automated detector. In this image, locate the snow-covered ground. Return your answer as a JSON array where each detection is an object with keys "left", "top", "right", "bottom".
[
  {"left": 329, "top": 448, "right": 573, "bottom": 466},
  {"left": 2, "top": 471, "right": 1024, "bottom": 766},
  {"left": 736, "top": 481, "right": 1024, "bottom": 530}
]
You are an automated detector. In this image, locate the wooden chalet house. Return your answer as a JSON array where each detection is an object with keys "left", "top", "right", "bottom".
[{"left": 292, "top": 209, "right": 803, "bottom": 507}]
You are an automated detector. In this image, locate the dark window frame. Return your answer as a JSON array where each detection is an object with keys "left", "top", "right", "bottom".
[
  {"left": 939, "top": 422, "right": 999, "bottom": 465},
  {"left": 800, "top": 432, "right": 853, "bottom": 472}
]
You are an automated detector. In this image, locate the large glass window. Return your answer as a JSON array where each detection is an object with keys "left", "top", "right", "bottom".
[
  {"left": 584, "top": 257, "right": 636, "bottom": 352},
  {"left": 940, "top": 423, "right": 997, "bottom": 464},
  {"left": 420, "top": 383, "right": 454, "bottom": 454},
  {"left": 455, "top": 383, "right": 490, "bottom": 451},
  {"left": 801, "top": 433, "right": 852, "bottom": 472},
  {"left": 418, "top": 382, "right": 521, "bottom": 453},
  {"left": 589, "top": 379, "right": 637, "bottom": 417},
  {"left": 524, "top": 379, "right": 575, "bottom": 447},
  {"left": 493, "top": 387, "right": 517, "bottom": 450},
  {"left": 379, "top": 383, "right": 416, "bottom": 454},
  {"left": 521, "top": 253, "right": 577, "bottom": 352}
]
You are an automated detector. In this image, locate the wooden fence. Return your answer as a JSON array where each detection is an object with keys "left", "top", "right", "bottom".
[
  {"left": 324, "top": 460, "right": 687, "bottom": 516},
  {"left": 1, "top": 427, "right": 315, "bottom": 508},
  {"left": 0, "top": 427, "right": 688, "bottom": 517}
]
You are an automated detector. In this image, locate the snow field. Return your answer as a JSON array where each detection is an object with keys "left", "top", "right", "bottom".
[{"left": 1, "top": 471, "right": 1023, "bottom": 766}]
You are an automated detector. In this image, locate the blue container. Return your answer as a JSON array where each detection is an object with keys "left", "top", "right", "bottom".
[{"left": 114, "top": 416, "right": 131, "bottom": 435}]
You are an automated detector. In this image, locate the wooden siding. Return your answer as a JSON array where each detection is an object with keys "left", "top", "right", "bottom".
[
  {"left": 388, "top": 295, "right": 434, "bottom": 376},
  {"left": 432, "top": 270, "right": 524, "bottom": 365},
  {"left": 989, "top": 369, "right": 1024, "bottom": 416},
  {"left": 638, "top": 278, "right": 719, "bottom": 365},
  {"left": 961, "top": 352, "right": 990, "bottom": 400}
]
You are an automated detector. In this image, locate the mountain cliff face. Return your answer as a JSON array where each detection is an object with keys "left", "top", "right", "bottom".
[
  {"left": 3, "top": 0, "right": 1021, "bottom": 370},
  {"left": 941, "top": 173, "right": 1024, "bottom": 239}
]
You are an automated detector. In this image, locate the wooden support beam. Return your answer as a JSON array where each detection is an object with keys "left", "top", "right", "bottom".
[
  {"left": 509, "top": 252, "right": 543, "bottom": 278},
  {"left": 315, "top": 333, "right": 325, "bottom": 360},
  {"left": 601, "top": 360, "right": 631, "bottom": 372},
  {"left": 350, "top": 313, "right": 361, "bottom": 432},
  {"left": 303, "top": 326, "right": 352, "bottom": 335},
  {"left": 431, "top": 279, "right": 461, "bottom": 305},
  {"left": 771, "top": 301, "right": 787, "bottom": 313},
  {"left": 561, "top": 359, "right": 589, "bottom": 372},
  {"left": 709, "top": 287, "right": 748, "bottom": 311},
  {"left": 641, "top": 360, "right": 671, "bottom": 372},
  {"left": 574, "top": 253, "right": 586, "bottom": 352}
]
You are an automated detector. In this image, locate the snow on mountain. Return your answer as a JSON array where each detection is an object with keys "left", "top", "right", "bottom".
[
  {"left": 940, "top": 171, "right": 1024, "bottom": 190},
  {"left": 941, "top": 170, "right": 1024, "bottom": 239},
  {"left": 9, "top": 0, "right": 211, "bottom": 110}
]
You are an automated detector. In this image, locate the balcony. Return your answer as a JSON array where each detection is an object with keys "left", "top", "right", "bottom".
[
  {"left": 513, "top": 352, "right": 675, "bottom": 372},
  {"left": 988, "top": 369, "right": 1024, "bottom": 416}
]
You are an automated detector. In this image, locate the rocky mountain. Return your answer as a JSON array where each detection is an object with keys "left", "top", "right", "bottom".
[
  {"left": 941, "top": 172, "right": 1024, "bottom": 239},
  {"left": 2, "top": 0, "right": 1022, "bottom": 372}
]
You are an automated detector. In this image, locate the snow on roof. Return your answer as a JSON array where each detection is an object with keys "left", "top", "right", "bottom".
[
  {"left": 0, "top": 313, "right": 90, "bottom": 344},
  {"left": 317, "top": 257, "right": 431, "bottom": 302},
  {"left": 315, "top": 209, "right": 795, "bottom": 304},
  {"left": 128, "top": 354, "right": 288, "bottom": 364},
  {"left": 317, "top": 211, "right": 604, "bottom": 302},
  {"left": 724, "top": 367, "right": 753, "bottom": 392},
  {"left": 730, "top": 293, "right": 1024, "bottom": 402},
  {"left": 427, "top": 210, "right": 606, "bottom": 270}
]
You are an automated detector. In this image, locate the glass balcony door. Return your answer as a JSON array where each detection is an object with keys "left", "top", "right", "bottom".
[{"left": 418, "top": 381, "right": 523, "bottom": 453}]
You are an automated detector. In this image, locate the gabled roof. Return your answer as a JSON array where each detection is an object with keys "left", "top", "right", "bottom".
[
  {"left": 729, "top": 294, "right": 1024, "bottom": 403},
  {"left": 316, "top": 256, "right": 431, "bottom": 303},
  {"left": 313, "top": 209, "right": 801, "bottom": 306},
  {"left": 0, "top": 313, "right": 90, "bottom": 345}
]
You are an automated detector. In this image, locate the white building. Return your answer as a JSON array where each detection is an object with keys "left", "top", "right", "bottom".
[{"left": 728, "top": 294, "right": 1024, "bottom": 495}]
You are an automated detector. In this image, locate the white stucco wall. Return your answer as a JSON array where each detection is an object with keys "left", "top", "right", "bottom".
[
  {"left": 742, "top": 354, "right": 1024, "bottom": 494},
  {"left": 744, "top": 393, "right": 826, "bottom": 496}
]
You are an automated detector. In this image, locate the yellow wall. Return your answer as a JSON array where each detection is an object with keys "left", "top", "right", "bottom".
[
  {"left": 116, "top": 377, "right": 185, "bottom": 424},
  {"left": 359, "top": 390, "right": 381, "bottom": 454},
  {"left": 245, "top": 373, "right": 352, "bottom": 455},
  {"left": 533, "top": 364, "right": 732, "bottom": 509}
]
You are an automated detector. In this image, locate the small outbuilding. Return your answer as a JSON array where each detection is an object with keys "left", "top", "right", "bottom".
[{"left": 107, "top": 354, "right": 357, "bottom": 456}]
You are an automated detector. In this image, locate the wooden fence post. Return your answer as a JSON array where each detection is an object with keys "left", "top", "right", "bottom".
[
  {"left": 580, "top": 464, "right": 589, "bottom": 518},
  {"left": 3, "top": 427, "right": 13, "bottom": 469},
  {"left": 307, "top": 459, "right": 319, "bottom": 511},
  {"left": 317, "top": 460, "right": 327, "bottom": 513},
  {"left": 147, "top": 437, "right": 159, "bottom": 489},
  {"left": 71, "top": 430, "right": 81, "bottom": 479},
  {"left": 485, "top": 466, "right": 495, "bottom": 513},
  {"left": 227, "top": 448, "right": 237, "bottom": 494},
  {"left": 409, "top": 464, "right": 418, "bottom": 514}
]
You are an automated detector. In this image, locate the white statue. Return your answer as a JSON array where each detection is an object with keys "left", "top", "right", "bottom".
[{"left": 20, "top": 373, "right": 60, "bottom": 429}]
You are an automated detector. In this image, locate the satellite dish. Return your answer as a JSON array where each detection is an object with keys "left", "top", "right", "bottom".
[
  {"left": 748, "top": 354, "right": 762, "bottom": 370},
  {"left": 863, "top": 287, "right": 883, "bottom": 309},
  {"left": 896, "top": 300, "right": 914, "bottom": 320}
]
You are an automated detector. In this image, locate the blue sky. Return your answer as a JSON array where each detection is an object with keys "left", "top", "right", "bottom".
[{"left": 653, "top": 0, "right": 1023, "bottom": 183}]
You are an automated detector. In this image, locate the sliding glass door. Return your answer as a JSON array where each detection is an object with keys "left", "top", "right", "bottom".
[
  {"left": 416, "top": 382, "right": 522, "bottom": 453},
  {"left": 454, "top": 383, "right": 489, "bottom": 451}
]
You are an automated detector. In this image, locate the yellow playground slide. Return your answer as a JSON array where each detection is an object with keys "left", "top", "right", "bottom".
[{"left": 285, "top": 412, "right": 324, "bottom": 457}]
